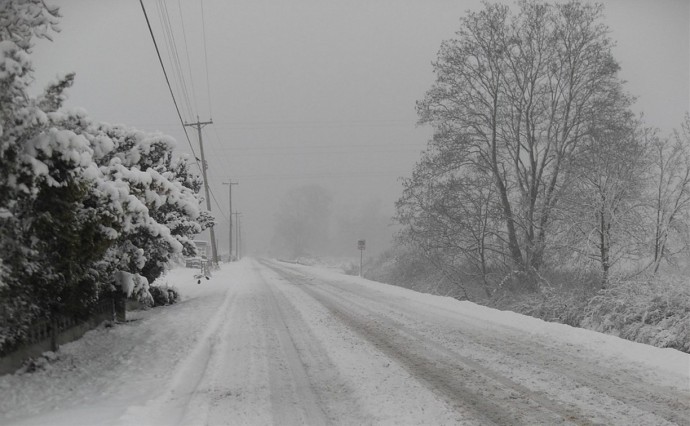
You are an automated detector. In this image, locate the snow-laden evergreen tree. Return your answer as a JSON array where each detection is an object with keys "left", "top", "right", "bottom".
[
  {"left": 0, "top": 0, "right": 212, "bottom": 353},
  {"left": 87, "top": 121, "right": 214, "bottom": 290},
  {"left": 0, "top": 1, "right": 119, "bottom": 350}
]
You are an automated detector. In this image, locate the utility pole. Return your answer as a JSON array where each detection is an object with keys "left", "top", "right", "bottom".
[
  {"left": 233, "top": 211, "right": 242, "bottom": 260},
  {"left": 222, "top": 180, "right": 238, "bottom": 261},
  {"left": 184, "top": 117, "right": 218, "bottom": 266},
  {"left": 358, "top": 240, "right": 366, "bottom": 277}
]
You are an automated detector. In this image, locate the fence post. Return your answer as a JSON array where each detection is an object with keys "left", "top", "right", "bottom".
[{"left": 50, "top": 317, "right": 58, "bottom": 352}]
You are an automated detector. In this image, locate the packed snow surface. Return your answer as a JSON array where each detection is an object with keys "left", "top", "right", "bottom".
[{"left": 1, "top": 258, "right": 689, "bottom": 425}]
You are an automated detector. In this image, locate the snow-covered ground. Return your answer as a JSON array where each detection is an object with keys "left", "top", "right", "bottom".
[{"left": 1, "top": 258, "right": 689, "bottom": 425}]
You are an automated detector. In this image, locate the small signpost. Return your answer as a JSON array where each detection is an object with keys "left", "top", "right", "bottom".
[{"left": 358, "top": 239, "right": 366, "bottom": 277}]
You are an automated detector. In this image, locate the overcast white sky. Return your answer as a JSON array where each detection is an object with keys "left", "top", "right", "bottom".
[{"left": 31, "top": 0, "right": 689, "bottom": 257}]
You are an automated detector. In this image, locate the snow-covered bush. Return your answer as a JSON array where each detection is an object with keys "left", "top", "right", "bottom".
[
  {"left": 365, "top": 246, "right": 476, "bottom": 300},
  {"left": 116, "top": 271, "right": 153, "bottom": 308},
  {"left": 582, "top": 275, "right": 690, "bottom": 352},
  {"left": 148, "top": 285, "right": 180, "bottom": 307},
  {"left": 503, "top": 288, "right": 591, "bottom": 327},
  {"left": 148, "top": 286, "right": 170, "bottom": 306}
]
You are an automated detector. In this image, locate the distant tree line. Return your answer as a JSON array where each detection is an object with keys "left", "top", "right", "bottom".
[
  {"left": 0, "top": 1, "right": 213, "bottom": 352},
  {"left": 396, "top": 0, "right": 690, "bottom": 297},
  {"left": 269, "top": 184, "right": 392, "bottom": 260}
]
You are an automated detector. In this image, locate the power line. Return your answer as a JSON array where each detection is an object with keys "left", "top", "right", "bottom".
[
  {"left": 200, "top": 0, "right": 213, "bottom": 119},
  {"left": 141, "top": 0, "right": 233, "bottom": 263},
  {"left": 177, "top": 0, "right": 200, "bottom": 117},
  {"left": 213, "top": 120, "right": 416, "bottom": 130},
  {"left": 156, "top": 0, "right": 195, "bottom": 121},
  {"left": 155, "top": 0, "right": 186, "bottom": 118},
  {"left": 120, "top": 118, "right": 418, "bottom": 130},
  {"left": 213, "top": 171, "right": 411, "bottom": 181},
  {"left": 216, "top": 147, "right": 423, "bottom": 155},
  {"left": 138, "top": 0, "right": 200, "bottom": 164},
  {"left": 201, "top": 126, "right": 229, "bottom": 177},
  {"left": 142, "top": 0, "right": 232, "bottom": 235},
  {"left": 209, "top": 186, "right": 230, "bottom": 223}
]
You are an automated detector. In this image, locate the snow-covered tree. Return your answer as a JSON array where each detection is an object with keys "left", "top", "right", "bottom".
[
  {"left": 0, "top": 0, "right": 60, "bottom": 207},
  {"left": 396, "top": 137, "right": 502, "bottom": 297},
  {"left": 416, "top": 1, "right": 632, "bottom": 272},
  {"left": 0, "top": 0, "right": 211, "bottom": 352},
  {"left": 95, "top": 124, "right": 212, "bottom": 285},
  {"left": 56, "top": 113, "right": 214, "bottom": 297},
  {"left": 556, "top": 116, "right": 648, "bottom": 287},
  {"left": 646, "top": 115, "right": 690, "bottom": 273}
]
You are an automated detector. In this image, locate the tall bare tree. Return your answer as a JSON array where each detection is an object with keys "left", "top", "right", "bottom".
[
  {"left": 648, "top": 115, "right": 690, "bottom": 273},
  {"left": 416, "top": 1, "right": 632, "bottom": 272},
  {"left": 557, "top": 115, "right": 648, "bottom": 286},
  {"left": 397, "top": 137, "right": 502, "bottom": 297}
]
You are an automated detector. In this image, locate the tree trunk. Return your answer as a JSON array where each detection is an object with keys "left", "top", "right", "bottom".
[
  {"left": 598, "top": 209, "right": 610, "bottom": 289},
  {"left": 493, "top": 170, "right": 524, "bottom": 268}
]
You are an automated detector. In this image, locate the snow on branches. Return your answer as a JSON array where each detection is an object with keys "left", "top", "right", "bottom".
[{"left": 0, "top": 0, "right": 211, "bottom": 353}]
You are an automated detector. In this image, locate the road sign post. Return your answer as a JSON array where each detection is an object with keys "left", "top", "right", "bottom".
[{"left": 358, "top": 239, "right": 366, "bottom": 277}]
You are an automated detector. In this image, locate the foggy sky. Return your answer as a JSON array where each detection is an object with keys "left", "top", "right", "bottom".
[{"left": 31, "top": 0, "right": 689, "bottom": 258}]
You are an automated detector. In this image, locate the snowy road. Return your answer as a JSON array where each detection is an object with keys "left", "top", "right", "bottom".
[{"left": 2, "top": 258, "right": 689, "bottom": 425}]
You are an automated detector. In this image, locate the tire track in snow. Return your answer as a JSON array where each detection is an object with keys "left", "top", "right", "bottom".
[
  {"left": 264, "top": 261, "right": 623, "bottom": 425},
  {"left": 263, "top": 262, "right": 552, "bottom": 425},
  {"left": 257, "top": 265, "right": 371, "bottom": 425},
  {"left": 199, "top": 261, "right": 360, "bottom": 425},
  {"left": 116, "top": 283, "right": 238, "bottom": 426},
  {"left": 257, "top": 267, "right": 329, "bottom": 425},
  {"left": 257, "top": 259, "right": 466, "bottom": 424},
  {"left": 293, "top": 268, "right": 690, "bottom": 425}
]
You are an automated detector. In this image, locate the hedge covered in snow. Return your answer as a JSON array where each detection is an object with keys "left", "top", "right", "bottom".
[
  {"left": 492, "top": 273, "right": 690, "bottom": 353},
  {"left": 582, "top": 275, "right": 690, "bottom": 353}
]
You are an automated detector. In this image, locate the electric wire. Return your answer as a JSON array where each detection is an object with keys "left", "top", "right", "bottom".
[
  {"left": 176, "top": 0, "right": 200, "bottom": 118},
  {"left": 217, "top": 171, "right": 410, "bottom": 181},
  {"left": 202, "top": 127, "right": 228, "bottom": 176},
  {"left": 200, "top": 0, "right": 213, "bottom": 119},
  {"left": 119, "top": 118, "right": 417, "bottom": 131},
  {"left": 139, "top": 0, "right": 232, "bottom": 233},
  {"left": 161, "top": 0, "right": 193, "bottom": 118},
  {"left": 209, "top": 186, "right": 230, "bottom": 223},
  {"left": 212, "top": 125, "right": 226, "bottom": 152},
  {"left": 138, "top": 0, "right": 200, "bottom": 166},
  {"left": 154, "top": 0, "right": 188, "bottom": 119},
  {"left": 203, "top": 127, "right": 234, "bottom": 222},
  {"left": 142, "top": 0, "right": 231, "bottom": 224},
  {"left": 157, "top": 0, "right": 195, "bottom": 121}
]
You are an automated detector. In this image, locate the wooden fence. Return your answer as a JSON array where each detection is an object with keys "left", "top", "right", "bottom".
[{"left": 0, "top": 298, "right": 115, "bottom": 375}]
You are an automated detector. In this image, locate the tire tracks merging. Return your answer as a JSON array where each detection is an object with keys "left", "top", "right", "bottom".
[{"left": 262, "top": 260, "right": 592, "bottom": 426}]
